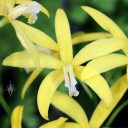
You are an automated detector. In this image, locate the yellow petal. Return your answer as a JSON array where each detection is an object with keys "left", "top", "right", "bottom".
[
  {"left": 3, "top": 51, "right": 63, "bottom": 69},
  {"left": 55, "top": 9, "right": 73, "bottom": 64},
  {"left": 81, "top": 6, "right": 128, "bottom": 55},
  {"left": 62, "top": 123, "right": 82, "bottom": 128},
  {"left": 40, "top": 5, "right": 49, "bottom": 17},
  {"left": 11, "top": 21, "right": 40, "bottom": 67},
  {"left": 81, "top": 54, "right": 128, "bottom": 80},
  {"left": 15, "top": 20, "right": 58, "bottom": 51},
  {"left": 7, "top": 0, "right": 15, "bottom": 9},
  {"left": 21, "top": 69, "right": 42, "bottom": 99},
  {"left": 75, "top": 66, "right": 112, "bottom": 106},
  {"left": 90, "top": 75, "right": 128, "bottom": 128},
  {"left": 81, "top": 6, "right": 127, "bottom": 39},
  {"left": 0, "top": 2, "right": 6, "bottom": 13},
  {"left": 72, "top": 32, "right": 112, "bottom": 45},
  {"left": 51, "top": 91, "right": 89, "bottom": 128},
  {"left": 11, "top": 105, "right": 24, "bottom": 128},
  {"left": 1, "top": 0, "right": 15, "bottom": 12},
  {"left": 15, "top": 0, "right": 32, "bottom": 4},
  {"left": 39, "top": 117, "right": 67, "bottom": 128},
  {"left": 83, "top": 75, "right": 112, "bottom": 106},
  {"left": 72, "top": 31, "right": 85, "bottom": 37},
  {"left": 37, "top": 70, "right": 64, "bottom": 120},
  {"left": 74, "top": 66, "right": 84, "bottom": 79},
  {"left": 72, "top": 38, "right": 126, "bottom": 66}
]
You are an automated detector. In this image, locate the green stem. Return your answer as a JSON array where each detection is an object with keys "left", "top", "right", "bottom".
[
  {"left": 0, "top": 95, "right": 11, "bottom": 115},
  {"left": 105, "top": 100, "right": 128, "bottom": 127},
  {"left": 78, "top": 79, "right": 93, "bottom": 99}
]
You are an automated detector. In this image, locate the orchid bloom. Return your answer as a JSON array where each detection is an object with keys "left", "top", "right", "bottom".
[
  {"left": 0, "top": 0, "right": 49, "bottom": 67},
  {"left": 10, "top": 91, "right": 90, "bottom": 128},
  {"left": 81, "top": 6, "right": 128, "bottom": 79},
  {"left": 11, "top": 21, "right": 113, "bottom": 99},
  {"left": 80, "top": 6, "right": 128, "bottom": 127},
  {"left": 0, "top": 0, "right": 49, "bottom": 25},
  {"left": 3, "top": 9, "right": 128, "bottom": 121},
  {"left": 11, "top": 105, "right": 24, "bottom": 128}
]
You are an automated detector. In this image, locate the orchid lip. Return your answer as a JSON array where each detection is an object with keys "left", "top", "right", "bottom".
[
  {"left": 63, "top": 64, "right": 79, "bottom": 97},
  {"left": 8, "top": 1, "right": 42, "bottom": 24}
]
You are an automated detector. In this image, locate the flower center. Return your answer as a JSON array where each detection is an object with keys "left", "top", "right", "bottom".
[
  {"left": 63, "top": 64, "right": 79, "bottom": 97},
  {"left": 8, "top": 1, "right": 42, "bottom": 24}
]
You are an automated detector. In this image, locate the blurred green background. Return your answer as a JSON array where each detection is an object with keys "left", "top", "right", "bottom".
[{"left": 0, "top": 0, "right": 128, "bottom": 127}]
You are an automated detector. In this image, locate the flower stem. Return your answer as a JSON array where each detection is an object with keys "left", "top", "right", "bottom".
[
  {"left": 0, "top": 95, "right": 11, "bottom": 115},
  {"left": 105, "top": 100, "right": 128, "bottom": 126}
]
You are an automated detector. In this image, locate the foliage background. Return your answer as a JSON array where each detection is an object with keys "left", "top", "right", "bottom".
[{"left": 0, "top": 0, "right": 128, "bottom": 127}]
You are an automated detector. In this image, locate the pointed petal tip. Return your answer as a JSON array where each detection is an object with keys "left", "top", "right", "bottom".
[
  {"left": 81, "top": 6, "right": 90, "bottom": 10},
  {"left": 11, "top": 105, "right": 24, "bottom": 128},
  {"left": 37, "top": 99, "right": 49, "bottom": 120},
  {"left": 44, "top": 115, "right": 49, "bottom": 120},
  {"left": 38, "top": 109, "right": 49, "bottom": 120},
  {"left": 56, "top": 8, "right": 65, "bottom": 15},
  {"left": 39, "top": 111, "right": 49, "bottom": 120},
  {"left": 41, "top": 7, "right": 50, "bottom": 18},
  {"left": 2, "top": 57, "right": 9, "bottom": 66}
]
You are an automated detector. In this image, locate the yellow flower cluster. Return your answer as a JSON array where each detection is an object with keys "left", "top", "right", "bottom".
[{"left": 1, "top": 1, "right": 128, "bottom": 128}]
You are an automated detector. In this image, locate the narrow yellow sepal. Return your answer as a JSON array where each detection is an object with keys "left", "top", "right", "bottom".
[
  {"left": 15, "top": 0, "right": 32, "bottom": 4},
  {"left": 55, "top": 9, "right": 73, "bottom": 64},
  {"left": 81, "top": 6, "right": 127, "bottom": 39},
  {"left": 83, "top": 75, "right": 112, "bottom": 106},
  {"left": 11, "top": 105, "right": 24, "bottom": 128},
  {"left": 11, "top": 21, "right": 40, "bottom": 67},
  {"left": 72, "top": 32, "right": 112, "bottom": 45},
  {"left": 74, "top": 66, "right": 112, "bottom": 106},
  {"left": 72, "top": 38, "right": 126, "bottom": 66},
  {"left": 51, "top": 91, "right": 90, "bottom": 128},
  {"left": 3, "top": 51, "right": 63, "bottom": 69},
  {"left": 81, "top": 6, "right": 128, "bottom": 55},
  {"left": 15, "top": 20, "right": 58, "bottom": 51},
  {"left": 37, "top": 70, "right": 64, "bottom": 120},
  {"left": 21, "top": 69, "right": 42, "bottom": 99},
  {"left": 81, "top": 54, "right": 128, "bottom": 80},
  {"left": 41, "top": 5, "right": 50, "bottom": 17},
  {"left": 89, "top": 75, "right": 128, "bottom": 128}
]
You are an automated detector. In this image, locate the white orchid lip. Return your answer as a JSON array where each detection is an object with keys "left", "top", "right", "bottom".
[
  {"left": 63, "top": 64, "right": 79, "bottom": 97},
  {"left": 8, "top": 1, "right": 42, "bottom": 24}
]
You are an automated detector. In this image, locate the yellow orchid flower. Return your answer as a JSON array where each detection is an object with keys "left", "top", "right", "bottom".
[
  {"left": 39, "top": 117, "right": 82, "bottom": 128},
  {"left": 89, "top": 75, "right": 128, "bottom": 128},
  {"left": 79, "top": 7, "right": 128, "bottom": 127},
  {"left": 0, "top": 0, "right": 49, "bottom": 25},
  {"left": 0, "top": 0, "right": 49, "bottom": 67},
  {"left": 8, "top": 20, "right": 113, "bottom": 100},
  {"left": 81, "top": 6, "right": 128, "bottom": 79},
  {"left": 11, "top": 105, "right": 24, "bottom": 128},
  {"left": 3, "top": 9, "right": 128, "bottom": 120}
]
